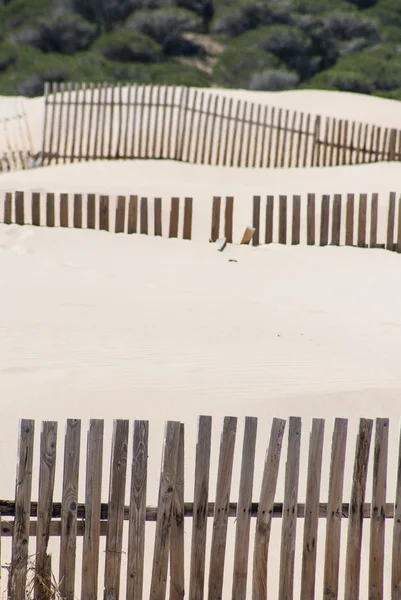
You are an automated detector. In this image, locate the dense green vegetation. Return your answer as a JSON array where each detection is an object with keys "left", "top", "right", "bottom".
[{"left": 0, "top": 0, "right": 400, "bottom": 98}]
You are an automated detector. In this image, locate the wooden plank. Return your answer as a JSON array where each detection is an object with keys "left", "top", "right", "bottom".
[
  {"left": 210, "top": 196, "right": 221, "bottom": 242},
  {"left": 104, "top": 420, "right": 129, "bottom": 600},
  {"left": 303, "top": 113, "right": 311, "bottom": 167},
  {"left": 370, "top": 193, "right": 378, "bottom": 248},
  {"left": 274, "top": 108, "right": 282, "bottom": 168},
  {"left": 252, "top": 104, "right": 261, "bottom": 168},
  {"left": 35, "top": 421, "right": 57, "bottom": 600},
  {"left": 146, "top": 85, "right": 154, "bottom": 158},
  {"left": 178, "top": 87, "right": 190, "bottom": 161},
  {"left": 15, "top": 190, "right": 24, "bottom": 225},
  {"left": 169, "top": 197, "right": 180, "bottom": 238},
  {"left": 184, "top": 87, "right": 196, "bottom": 161},
  {"left": 369, "top": 124, "right": 376, "bottom": 163},
  {"left": 158, "top": 84, "right": 167, "bottom": 158},
  {"left": 189, "top": 416, "right": 212, "bottom": 600},
  {"left": 232, "top": 417, "right": 258, "bottom": 600},
  {"left": 307, "top": 193, "right": 315, "bottom": 245},
  {"left": 63, "top": 82, "right": 73, "bottom": 162},
  {"left": 237, "top": 101, "right": 248, "bottom": 167},
  {"left": 346, "top": 193, "right": 355, "bottom": 246},
  {"left": 194, "top": 91, "right": 205, "bottom": 164},
  {"left": 87, "top": 194, "right": 95, "bottom": 230},
  {"left": 388, "top": 129, "right": 397, "bottom": 161},
  {"left": 150, "top": 421, "right": 181, "bottom": 600},
  {"left": 252, "top": 418, "right": 286, "bottom": 600},
  {"left": 245, "top": 103, "right": 254, "bottom": 168},
  {"left": 127, "top": 421, "right": 149, "bottom": 600},
  {"left": 369, "top": 418, "right": 389, "bottom": 600},
  {"left": 32, "top": 192, "right": 40, "bottom": 226},
  {"left": 208, "top": 417, "right": 237, "bottom": 600},
  {"left": 170, "top": 424, "right": 185, "bottom": 600},
  {"left": 201, "top": 91, "right": 213, "bottom": 165},
  {"left": 168, "top": 86, "right": 177, "bottom": 160},
  {"left": 230, "top": 99, "right": 242, "bottom": 167},
  {"left": 387, "top": 191, "right": 396, "bottom": 250},
  {"left": 331, "top": 194, "right": 342, "bottom": 246},
  {"left": 280, "top": 109, "right": 290, "bottom": 167},
  {"left": 287, "top": 110, "right": 297, "bottom": 168},
  {"left": 240, "top": 227, "right": 255, "bottom": 245},
  {"left": 267, "top": 107, "right": 275, "bottom": 168},
  {"left": 183, "top": 197, "right": 193, "bottom": 240},
  {"left": 8, "top": 420, "right": 35, "bottom": 600},
  {"left": 73, "top": 193, "right": 82, "bottom": 229},
  {"left": 215, "top": 95, "right": 225, "bottom": 166},
  {"left": 154, "top": 197, "right": 162, "bottom": 237},
  {"left": 278, "top": 195, "right": 287, "bottom": 244},
  {"left": 224, "top": 196, "right": 234, "bottom": 244},
  {"left": 252, "top": 195, "right": 261, "bottom": 246},
  {"left": 4, "top": 191, "right": 12, "bottom": 224},
  {"left": 46, "top": 82, "right": 57, "bottom": 165},
  {"left": 140, "top": 197, "right": 148, "bottom": 234},
  {"left": 70, "top": 82, "right": 80, "bottom": 161},
  {"left": 222, "top": 98, "right": 233, "bottom": 167},
  {"left": 344, "top": 418, "right": 373, "bottom": 600},
  {"left": 392, "top": 421, "right": 401, "bottom": 599},
  {"left": 115, "top": 83, "right": 123, "bottom": 159},
  {"left": 128, "top": 195, "right": 138, "bottom": 234},
  {"left": 336, "top": 119, "right": 343, "bottom": 166},
  {"left": 115, "top": 195, "right": 126, "bottom": 234},
  {"left": 152, "top": 84, "right": 160, "bottom": 159},
  {"left": 348, "top": 121, "right": 356, "bottom": 164},
  {"left": 278, "top": 417, "right": 302, "bottom": 600},
  {"left": 342, "top": 119, "right": 349, "bottom": 165},
  {"left": 397, "top": 196, "right": 401, "bottom": 253},
  {"left": 81, "top": 419, "right": 104, "bottom": 600},
  {"left": 355, "top": 122, "right": 363, "bottom": 164},
  {"left": 99, "top": 195, "right": 109, "bottom": 231},
  {"left": 381, "top": 128, "right": 389, "bottom": 162},
  {"left": 328, "top": 118, "right": 336, "bottom": 166},
  {"left": 259, "top": 106, "right": 268, "bottom": 168},
  {"left": 41, "top": 82, "right": 50, "bottom": 163},
  {"left": 323, "top": 418, "right": 348, "bottom": 600},
  {"left": 357, "top": 193, "right": 367, "bottom": 248},
  {"left": 208, "top": 94, "right": 219, "bottom": 165},
  {"left": 320, "top": 195, "right": 330, "bottom": 246},
  {"left": 312, "top": 115, "right": 321, "bottom": 167},
  {"left": 59, "top": 419, "right": 81, "bottom": 600},
  {"left": 292, "top": 195, "right": 301, "bottom": 245},
  {"left": 300, "top": 419, "right": 325, "bottom": 600},
  {"left": 295, "top": 112, "right": 303, "bottom": 168},
  {"left": 60, "top": 193, "right": 69, "bottom": 228},
  {"left": 130, "top": 84, "right": 139, "bottom": 158},
  {"left": 84, "top": 83, "right": 95, "bottom": 160},
  {"left": 265, "top": 195, "right": 274, "bottom": 244},
  {"left": 46, "top": 192, "right": 55, "bottom": 227}
]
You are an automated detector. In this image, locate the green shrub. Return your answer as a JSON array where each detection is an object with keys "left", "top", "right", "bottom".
[
  {"left": 293, "top": 0, "right": 355, "bottom": 14},
  {"left": 247, "top": 69, "right": 299, "bottom": 90},
  {"left": 213, "top": 47, "right": 282, "bottom": 87},
  {"left": 212, "top": 0, "right": 292, "bottom": 37},
  {"left": 364, "top": 0, "right": 401, "bottom": 27},
  {"left": 306, "top": 69, "right": 374, "bottom": 94},
  {"left": 322, "top": 12, "right": 380, "bottom": 42},
  {"left": 92, "top": 30, "right": 162, "bottom": 62},
  {"left": 0, "top": 41, "right": 18, "bottom": 72},
  {"left": 0, "top": 0, "right": 53, "bottom": 32},
  {"left": 125, "top": 8, "right": 201, "bottom": 48}
]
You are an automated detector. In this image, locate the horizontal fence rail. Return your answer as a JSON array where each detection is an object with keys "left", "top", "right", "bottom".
[
  {"left": 0, "top": 99, "right": 34, "bottom": 172},
  {"left": 41, "top": 82, "right": 401, "bottom": 169}
]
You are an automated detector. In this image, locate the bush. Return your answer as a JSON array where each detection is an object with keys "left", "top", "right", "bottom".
[
  {"left": 347, "top": 0, "right": 378, "bottom": 8},
  {"left": 212, "top": 0, "right": 292, "bottom": 37},
  {"left": 322, "top": 12, "right": 380, "bottom": 42},
  {"left": 175, "top": 0, "right": 215, "bottom": 32},
  {"left": 0, "top": 42, "right": 18, "bottom": 71},
  {"left": 247, "top": 69, "right": 299, "bottom": 90},
  {"left": 306, "top": 69, "right": 374, "bottom": 94},
  {"left": 364, "top": 0, "right": 401, "bottom": 28},
  {"left": 213, "top": 48, "right": 281, "bottom": 87},
  {"left": 125, "top": 8, "right": 201, "bottom": 49},
  {"left": 92, "top": 30, "right": 162, "bottom": 62},
  {"left": 293, "top": 0, "right": 355, "bottom": 14},
  {"left": 0, "top": 0, "right": 53, "bottom": 32}
]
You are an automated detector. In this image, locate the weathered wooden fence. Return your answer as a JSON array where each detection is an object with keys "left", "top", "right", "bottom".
[
  {"left": 1, "top": 416, "right": 401, "bottom": 599},
  {"left": 41, "top": 83, "right": 401, "bottom": 168},
  {"left": 0, "top": 99, "right": 34, "bottom": 172},
  {"left": 2, "top": 189, "right": 401, "bottom": 253}
]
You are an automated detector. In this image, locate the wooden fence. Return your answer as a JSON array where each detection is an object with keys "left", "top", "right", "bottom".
[
  {"left": 2, "top": 189, "right": 401, "bottom": 253},
  {"left": 41, "top": 82, "right": 401, "bottom": 168},
  {"left": 0, "top": 99, "right": 34, "bottom": 172},
  {"left": 2, "top": 416, "right": 401, "bottom": 599}
]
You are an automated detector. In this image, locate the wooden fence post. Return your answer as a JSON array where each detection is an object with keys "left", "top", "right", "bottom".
[
  {"left": 32, "top": 192, "right": 40, "bottom": 227},
  {"left": 386, "top": 192, "right": 396, "bottom": 251},
  {"left": 169, "top": 197, "right": 179, "bottom": 238},
  {"left": 46, "top": 192, "right": 55, "bottom": 227},
  {"left": 370, "top": 193, "right": 378, "bottom": 248},
  {"left": 346, "top": 194, "right": 355, "bottom": 246},
  {"left": 224, "top": 196, "right": 234, "bottom": 244},
  {"left": 331, "top": 194, "right": 341, "bottom": 246},
  {"left": 140, "top": 197, "right": 148, "bottom": 235},
  {"left": 128, "top": 195, "right": 138, "bottom": 234},
  {"left": 183, "top": 197, "right": 193, "bottom": 240},
  {"left": 210, "top": 196, "right": 221, "bottom": 242},
  {"left": 154, "top": 197, "right": 162, "bottom": 237},
  {"left": 252, "top": 195, "right": 261, "bottom": 246},
  {"left": 320, "top": 195, "right": 330, "bottom": 246},
  {"left": 292, "top": 195, "right": 301, "bottom": 245},
  {"left": 60, "top": 193, "right": 69, "bottom": 228},
  {"left": 99, "top": 195, "right": 109, "bottom": 231},
  {"left": 357, "top": 193, "right": 367, "bottom": 248},
  {"left": 115, "top": 195, "right": 126, "bottom": 234},
  {"left": 4, "top": 191, "right": 12, "bottom": 224},
  {"left": 388, "top": 129, "right": 397, "bottom": 161},
  {"left": 170, "top": 424, "right": 185, "bottom": 600},
  {"left": 15, "top": 190, "right": 24, "bottom": 225},
  {"left": 73, "top": 193, "right": 82, "bottom": 229},
  {"left": 265, "top": 196, "right": 274, "bottom": 244},
  {"left": 278, "top": 195, "right": 287, "bottom": 244},
  {"left": 312, "top": 115, "right": 321, "bottom": 167},
  {"left": 307, "top": 193, "right": 315, "bottom": 245}
]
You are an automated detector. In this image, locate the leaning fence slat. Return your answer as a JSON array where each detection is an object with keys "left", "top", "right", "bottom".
[
  {"left": 331, "top": 194, "right": 342, "bottom": 246},
  {"left": 154, "top": 197, "right": 162, "bottom": 237},
  {"left": 15, "top": 190, "right": 24, "bottom": 225},
  {"left": 150, "top": 421, "right": 181, "bottom": 600},
  {"left": 99, "top": 195, "right": 109, "bottom": 231},
  {"left": 278, "top": 417, "right": 302, "bottom": 600},
  {"left": 128, "top": 195, "right": 138, "bottom": 234},
  {"left": 224, "top": 196, "right": 234, "bottom": 244},
  {"left": 183, "top": 197, "right": 193, "bottom": 240},
  {"left": 357, "top": 193, "right": 367, "bottom": 248},
  {"left": 253, "top": 195, "right": 261, "bottom": 246},
  {"left": 60, "top": 193, "right": 69, "bottom": 228},
  {"left": 232, "top": 417, "right": 258, "bottom": 600},
  {"left": 307, "top": 193, "right": 315, "bottom": 245},
  {"left": 59, "top": 419, "right": 81, "bottom": 600},
  {"left": 4, "top": 191, "right": 12, "bottom": 224},
  {"left": 63, "top": 82, "right": 73, "bottom": 163},
  {"left": 292, "top": 195, "right": 301, "bottom": 245},
  {"left": 169, "top": 197, "right": 180, "bottom": 238},
  {"left": 81, "top": 419, "right": 104, "bottom": 600},
  {"left": 387, "top": 192, "right": 396, "bottom": 250},
  {"left": 237, "top": 101, "right": 248, "bottom": 168},
  {"left": 9, "top": 420, "right": 35, "bottom": 600},
  {"left": 73, "top": 193, "right": 82, "bottom": 229},
  {"left": 215, "top": 95, "right": 225, "bottom": 166},
  {"left": 252, "top": 104, "right": 261, "bottom": 168},
  {"left": 189, "top": 416, "right": 212, "bottom": 600},
  {"left": 104, "top": 420, "right": 129, "bottom": 600},
  {"left": 274, "top": 108, "right": 282, "bottom": 168},
  {"left": 370, "top": 193, "right": 378, "bottom": 248},
  {"left": 300, "top": 419, "right": 325, "bottom": 600},
  {"left": 245, "top": 103, "right": 254, "bottom": 168},
  {"left": 344, "top": 418, "right": 373, "bottom": 600},
  {"left": 323, "top": 418, "right": 348, "bottom": 600},
  {"left": 346, "top": 194, "right": 355, "bottom": 246},
  {"left": 320, "top": 195, "right": 330, "bottom": 246},
  {"left": 208, "top": 416, "right": 237, "bottom": 600},
  {"left": 179, "top": 87, "right": 190, "bottom": 162},
  {"left": 170, "top": 424, "right": 185, "bottom": 600},
  {"left": 46, "top": 192, "right": 55, "bottom": 227},
  {"left": 87, "top": 194, "right": 95, "bottom": 230},
  {"left": 127, "top": 420, "right": 149, "bottom": 600},
  {"left": 115, "top": 195, "right": 126, "bottom": 234},
  {"left": 265, "top": 196, "right": 274, "bottom": 244},
  {"left": 32, "top": 192, "right": 40, "bottom": 227},
  {"left": 211, "top": 196, "right": 221, "bottom": 242},
  {"left": 279, "top": 195, "right": 287, "bottom": 244}
]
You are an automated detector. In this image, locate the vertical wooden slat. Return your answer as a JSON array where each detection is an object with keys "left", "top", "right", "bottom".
[
  {"left": 336, "top": 119, "right": 343, "bottom": 166},
  {"left": 87, "top": 193, "right": 95, "bottom": 230},
  {"left": 388, "top": 129, "right": 397, "bottom": 161},
  {"left": 369, "top": 418, "right": 389, "bottom": 600},
  {"left": 252, "top": 195, "right": 261, "bottom": 246},
  {"left": 346, "top": 193, "right": 355, "bottom": 246},
  {"left": 312, "top": 115, "right": 321, "bottom": 167},
  {"left": 201, "top": 93, "right": 212, "bottom": 165},
  {"left": 158, "top": 85, "right": 167, "bottom": 159},
  {"left": 354, "top": 122, "right": 362, "bottom": 164},
  {"left": 154, "top": 197, "right": 162, "bottom": 237},
  {"left": 370, "top": 193, "right": 378, "bottom": 248},
  {"left": 115, "top": 195, "right": 126, "bottom": 234},
  {"left": 328, "top": 118, "right": 336, "bottom": 167},
  {"left": 280, "top": 109, "right": 290, "bottom": 167},
  {"left": 307, "top": 193, "right": 315, "bottom": 245},
  {"left": 224, "top": 196, "right": 234, "bottom": 244},
  {"left": 259, "top": 106, "right": 268, "bottom": 168},
  {"left": 348, "top": 121, "right": 356, "bottom": 164},
  {"left": 100, "top": 83, "right": 109, "bottom": 160},
  {"left": 46, "top": 193, "right": 55, "bottom": 227},
  {"left": 128, "top": 195, "right": 138, "bottom": 234},
  {"left": 146, "top": 85, "right": 154, "bottom": 158},
  {"left": 300, "top": 419, "right": 325, "bottom": 600},
  {"left": 252, "top": 418, "right": 286, "bottom": 600},
  {"left": 342, "top": 120, "right": 349, "bottom": 165},
  {"left": 386, "top": 192, "right": 396, "bottom": 250},
  {"left": 194, "top": 91, "right": 205, "bottom": 164},
  {"left": 59, "top": 419, "right": 81, "bottom": 600},
  {"left": 237, "top": 101, "right": 248, "bottom": 167},
  {"left": 208, "top": 417, "right": 237, "bottom": 600},
  {"left": 368, "top": 124, "right": 376, "bottom": 163},
  {"left": 60, "top": 193, "right": 69, "bottom": 228},
  {"left": 320, "top": 195, "right": 330, "bottom": 246},
  {"left": 150, "top": 421, "right": 181, "bottom": 600},
  {"left": 127, "top": 420, "right": 149, "bottom": 600},
  {"left": 41, "top": 82, "right": 50, "bottom": 163},
  {"left": 140, "top": 197, "right": 148, "bottom": 235},
  {"left": 245, "top": 103, "right": 254, "bottom": 168},
  {"left": 70, "top": 82, "right": 80, "bottom": 162},
  {"left": 115, "top": 84, "right": 123, "bottom": 158},
  {"left": 45, "top": 82, "right": 57, "bottom": 166},
  {"left": 179, "top": 87, "right": 190, "bottom": 161},
  {"left": 232, "top": 417, "right": 258, "bottom": 600},
  {"left": 73, "top": 193, "right": 82, "bottom": 229},
  {"left": 267, "top": 106, "right": 275, "bottom": 168},
  {"left": 215, "top": 95, "right": 225, "bottom": 166},
  {"left": 9, "top": 419, "right": 35, "bottom": 600},
  {"left": 392, "top": 422, "right": 401, "bottom": 599},
  {"left": 222, "top": 98, "right": 233, "bottom": 167},
  {"left": 265, "top": 195, "right": 274, "bottom": 244},
  {"left": 344, "top": 418, "right": 373, "bottom": 600},
  {"left": 152, "top": 85, "right": 160, "bottom": 159},
  {"left": 85, "top": 83, "right": 95, "bottom": 161},
  {"left": 168, "top": 86, "right": 177, "bottom": 160},
  {"left": 130, "top": 84, "right": 139, "bottom": 158},
  {"left": 278, "top": 417, "right": 302, "bottom": 600},
  {"left": 81, "top": 419, "right": 104, "bottom": 600},
  {"left": 4, "top": 191, "right": 12, "bottom": 223},
  {"left": 303, "top": 113, "right": 311, "bottom": 167},
  {"left": 170, "top": 424, "right": 185, "bottom": 600},
  {"left": 331, "top": 194, "right": 342, "bottom": 246},
  {"left": 211, "top": 196, "right": 221, "bottom": 242},
  {"left": 279, "top": 195, "right": 287, "bottom": 244},
  {"left": 104, "top": 420, "right": 129, "bottom": 600},
  {"left": 230, "top": 100, "right": 241, "bottom": 167},
  {"left": 292, "top": 195, "right": 301, "bottom": 245},
  {"left": 295, "top": 112, "right": 304, "bottom": 168},
  {"left": 362, "top": 123, "right": 369, "bottom": 164},
  {"left": 274, "top": 108, "right": 282, "bottom": 168},
  {"left": 323, "top": 418, "right": 348, "bottom": 600},
  {"left": 397, "top": 196, "right": 401, "bottom": 253},
  {"left": 208, "top": 94, "right": 219, "bottom": 165},
  {"left": 169, "top": 197, "right": 179, "bottom": 238},
  {"left": 189, "top": 416, "right": 212, "bottom": 600},
  {"left": 78, "top": 82, "right": 87, "bottom": 161},
  {"left": 15, "top": 190, "right": 24, "bottom": 225},
  {"left": 32, "top": 192, "right": 40, "bottom": 226},
  {"left": 99, "top": 195, "right": 109, "bottom": 231},
  {"left": 183, "top": 197, "right": 193, "bottom": 240},
  {"left": 252, "top": 104, "right": 261, "bottom": 168},
  {"left": 288, "top": 110, "right": 297, "bottom": 168},
  {"left": 63, "top": 82, "right": 73, "bottom": 163},
  {"left": 357, "top": 193, "right": 367, "bottom": 248}
]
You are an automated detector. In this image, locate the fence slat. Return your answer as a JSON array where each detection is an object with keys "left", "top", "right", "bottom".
[
  {"left": 323, "top": 419, "right": 348, "bottom": 600},
  {"left": 85, "top": 83, "right": 95, "bottom": 161},
  {"left": 370, "top": 193, "right": 378, "bottom": 248},
  {"left": 81, "top": 419, "right": 104, "bottom": 600},
  {"left": 279, "top": 195, "right": 287, "bottom": 244},
  {"left": 346, "top": 193, "right": 355, "bottom": 246},
  {"left": 274, "top": 108, "right": 282, "bottom": 168},
  {"left": 15, "top": 190, "right": 24, "bottom": 225},
  {"left": 252, "top": 104, "right": 261, "bottom": 168},
  {"left": 194, "top": 92, "right": 205, "bottom": 164},
  {"left": 344, "top": 418, "right": 373, "bottom": 600},
  {"left": 278, "top": 416, "right": 302, "bottom": 600},
  {"left": 357, "top": 193, "right": 367, "bottom": 248},
  {"left": 31, "top": 192, "right": 40, "bottom": 227},
  {"left": 211, "top": 196, "right": 221, "bottom": 242},
  {"left": 222, "top": 98, "right": 233, "bottom": 167},
  {"left": 170, "top": 424, "right": 185, "bottom": 600},
  {"left": 292, "top": 195, "right": 301, "bottom": 245},
  {"left": 224, "top": 196, "right": 234, "bottom": 244},
  {"left": 387, "top": 192, "right": 396, "bottom": 250},
  {"left": 331, "top": 194, "right": 342, "bottom": 246},
  {"left": 140, "top": 197, "right": 148, "bottom": 235},
  {"left": 267, "top": 107, "right": 275, "bottom": 168},
  {"left": 59, "top": 419, "right": 81, "bottom": 600},
  {"left": 232, "top": 417, "right": 258, "bottom": 600},
  {"left": 4, "top": 191, "right": 12, "bottom": 223},
  {"left": 9, "top": 420, "right": 35, "bottom": 600},
  {"left": 104, "top": 420, "right": 129, "bottom": 600},
  {"left": 183, "top": 197, "right": 193, "bottom": 240},
  {"left": 99, "top": 195, "right": 109, "bottom": 231},
  {"left": 87, "top": 193, "right": 95, "bottom": 230},
  {"left": 154, "top": 197, "right": 162, "bottom": 237},
  {"left": 259, "top": 106, "right": 268, "bottom": 168},
  {"left": 60, "top": 193, "right": 69, "bottom": 228},
  {"left": 369, "top": 418, "right": 389, "bottom": 600},
  {"left": 265, "top": 195, "right": 274, "bottom": 244},
  {"left": 397, "top": 196, "right": 401, "bottom": 253},
  {"left": 320, "top": 195, "right": 330, "bottom": 246},
  {"left": 115, "top": 195, "right": 126, "bottom": 234},
  {"left": 127, "top": 421, "right": 149, "bottom": 600},
  {"left": 73, "top": 193, "right": 82, "bottom": 229},
  {"left": 189, "top": 416, "right": 212, "bottom": 600},
  {"left": 150, "top": 421, "right": 181, "bottom": 600},
  {"left": 306, "top": 193, "right": 315, "bottom": 245},
  {"left": 128, "top": 195, "right": 138, "bottom": 234},
  {"left": 253, "top": 195, "right": 261, "bottom": 246},
  {"left": 245, "top": 104, "right": 254, "bottom": 168},
  {"left": 169, "top": 197, "right": 180, "bottom": 238},
  {"left": 392, "top": 423, "right": 401, "bottom": 599},
  {"left": 300, "top": 419, "right": 325, "bottom": 600}
]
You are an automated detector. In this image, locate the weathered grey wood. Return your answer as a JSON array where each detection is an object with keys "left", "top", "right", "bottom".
[
  {"left": 344, "top": 418, "right": 373, "bottom": 600},
  {"left": 128, "top": 195, "right": 138, "bottom": 234},
  {"left": 224, "top": 197, "right": 234, "bottom": 244},
  {"left": 150, "top": 421, "right": 181, "bottom": 600},
  {"left": 85, "top": 83, "right": 95, "bottom": 160},
  {"left": 208, "top": 417, "right": 237, "bottom": 600},
  {"left": 154, "top": 197, "right": 162, "bottom": 237},
  {"left": 127, "top": 421, "right": 149, "bottom": 600},
  {"left": 140, "top": 197, "right": 148, "bottom": 235},
  {"left": 59, "top": 419, "right": 81, "bottom": 600},
  {"left": 194, "top": 92, "right": 205, "bottom": 164},
  {"left": 278, "top": 417, "right": 302, "bottom": 600},
  {"left": 300, "top": 419, "right": 325, "bottom": 600},
  {"left": 253, "top": 195, "right": 261, "bottom": 246},
  {"left": 71, "top": 82, "right": 80, "bottom": 162},
  {"left": 60, "top": 193, "right": 69, "bottom": 228},
  {"left": 32, "top": 192, "right": 40, "bottom": 226},
  {"left": 87, "top": 194, "right": 95, "bottom": 230},
  {"left": 41, "top": 82, "right": 50, "bottom": 163},
  {"left": 9, "top": 420, "right": 35, "bottom": 600},
  {"left": 232, "top": 417, "right": 258, "bottom": 600},
  {"left": 169, "top": 197, "right": 179, "bottom": 238},
  {"left": 104, "top": 420, "right": 129, "bottom": 600},
  {"left": 73, "top": 193, "right": 82, "bottom": 229},
  {"left": 357, "top": 193, "right": 367, "bottom": 248},
  {"left": 295, "top": 111, "right": 303, "bottom": 168},
  {"left": 222, "top": 98, "right": 233, "bottom": 167},
  {"left": 387, "top": 192, "right": 396, "bottom": 250},
  {"left": 201, "top": 93, "right": 213, "bottom": 165},
  {"left": 280, "top": 109, "right": 290, "bottom": 168},
  {"left": 392, "top": 422, "right": 401, "bottom": 598},
  {"left": 396, "top": 196, "right": 401, "bottom": 253},
  {"left": 388, "top": 129, "right": 397, "bottom": 161},
  {"left": 63, "top": 82, "right": 73, "bottom": 163},
  {"left": 370, "top": 193, "right": 378, "bottom": 248},
  {"left": 252, "top": 418, "right": 286, "bottom": 600},
  {"left": 369, "top": 418, "right": 389, "bottom": 600},
  {"left": 320, "top": 195, "right": 330, "bottom": 246},
  {"left": 237, "top": 101, "right": 248, "bottom": 167},
  {"left": 307, "top": 193, "right": 315, "bottom": 245},
  {"left": 279, "top": 195, "right": 287, "bottom": 244},
  {"left": 81, "top": 419, "right": 104, "bottom": 600},
  {"left": 35, "top": 421, "right": 57, "bottom": 600},
  {"left": 245, "top": 103, "right": 254, "bottom": 167},
  {"left": 168, "top": 86, "right": 177, "bottom": 160},
  {"left": 99, "top": 195, "right": 109, "bottom": 231},
  {"left": 189, "top": 416, "right": 212, "bottom": 600},
  {"left": 274, "top": 107, "right": 282, "bottom": 168},
  {"left": 178, "top": 87, "right": 190, "bottom": 161},
  {"left": 265, "top": 196, "right": 274, "bottom": 244},
  {"left": 15, "top": 190, "right": 24, "bottom": 225},
  {"left": 211, "top": 196, "right": 221, "bottom": 242},
  {"left": 267, "top": 106, "right": 275, "bottom": 168},
  {"left": 230, "top": 100, "right": 241, "bottom": 167},
  {"left": 4, "top": 191, "right": 12, "bottom": 224},
  {"left": 292, "top": 195, "right": 301, "bottom": 245},
  {"left": 170, "top": 423, "right": 185, "bottom": 600},
  {"left": 323, "top": 419, "right": 348, "bottom": 600},
  {"left": 331, "top": 194, "right": 342, "bottom": 246},
  {"left": 183, "top": 197, "right": 193, "bottom": 240},
  {"left": 115, "top": 195, "right": 126, "bottom": 234},
  {"left": 146, "top": 85, "right": 154, "bottom": 158},
  {"left": 208, "top": 94, "right": 219, "bottom": 165},
  {"left": 346, "top": 193, "right": 355, "bottom": 246},
  {"left": 259, "top": 106, "right": 268, "bottom": 168},
  {"left": 252, "top": 104, "right": 261, "bottom": 168}
]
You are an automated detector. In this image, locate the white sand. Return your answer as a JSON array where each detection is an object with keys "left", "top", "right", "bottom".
[{"left": 0, "top": 88, "right": 401, "bottom": 599}]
